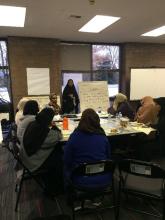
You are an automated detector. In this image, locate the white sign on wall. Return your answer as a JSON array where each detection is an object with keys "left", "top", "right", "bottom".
[
  {"left": 78, "top": 81, "right": 109, "bottom": 112},
  {"left": 26, "top": 68, "right": 50, "bottom": 95},
  {"left": 130, "top": 68, "right": 165, "bottom": 100}
]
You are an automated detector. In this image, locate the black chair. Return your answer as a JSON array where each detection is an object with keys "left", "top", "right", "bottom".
[
  {"left": 117, "top": 159, "right": 165, "bottom": 220},
  {"left": 66, "top": 160, "right": 117, "bottom": 220},
  {"left": 32, "top": 215, "right": 71, "bottom": 220},
  {"left": 3, "top": 123, "right": 56, "bottom": 212}
]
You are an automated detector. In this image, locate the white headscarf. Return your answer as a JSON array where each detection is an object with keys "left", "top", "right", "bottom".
[
  {"left": 15, "top": 97, "right": 30, "bottom": 125},
  {"left": 17, "top": 97, "right": 30, "bottom": 111}
]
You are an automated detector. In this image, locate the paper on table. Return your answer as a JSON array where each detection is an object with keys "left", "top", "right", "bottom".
[
  {"left": 133, "top": 127, "right": 154, "bottom": 135},
  {"left": 53, "top": 114, "right": 61, "bottom": 121},
  {"left": 62, "top": 130, "right": 72, "bottom": 136}
]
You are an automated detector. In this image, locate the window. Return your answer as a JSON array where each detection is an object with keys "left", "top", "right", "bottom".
[
  {"left": 92, "top": 45, "right": 120, "bottom": 96},
  {"left": 0, "top": 40, "right": 10, "bottom": 102},
  {"left": 61, "top": 43, "right": 120, "bottom": 98},
  {"left": 62, "top": 71, "right": 91, "bottom": 93}
]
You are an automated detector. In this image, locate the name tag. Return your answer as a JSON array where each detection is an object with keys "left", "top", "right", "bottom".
[
  {"left": 86, "top": 163, "right": 104, "bottom": 174},
  {"left": 130, "top": 163, "right": 151, "bottom": 175}
]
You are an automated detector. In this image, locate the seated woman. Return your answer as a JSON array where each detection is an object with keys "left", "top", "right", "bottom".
[
  {"left": 153, "top": 97, "right": 165, "bottom": 156},
  {"left": 15, "top": 97, "right": 30, "bottom": 125},
  {"left": 64, "top": 108, "right": 111, "bottom": 188},
  {"left": 136, "top": 96, "right": 157, "bottom": 124},
  {"left": 108, "top": 93, "right": 135, "bottom": 120},
  {"left": 135, "top": 96, "right": 165, "bottom": 160},
  {"left": 62, "top": 79, "right": 79, "bottom": 114},
  {"left": 17, "top": 100, "right": 40, "bottom": 143},
  {"left": 21, "top": 108, "right": 63, "bottom": 193},
  {"left": 47, "top": 93, "right": 61, "bottom": 115}
]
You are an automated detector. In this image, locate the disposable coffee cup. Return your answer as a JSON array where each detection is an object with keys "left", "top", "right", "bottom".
[{"left": 120, "top": 117, "right": 129, "bottom": 127}]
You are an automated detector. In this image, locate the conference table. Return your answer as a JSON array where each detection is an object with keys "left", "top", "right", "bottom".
[
  {"left": 54, "top": 114, "right": 155, "bottom": 141},
  {"left": 54, "top": 114, "right": 157, "bottom": 160}
]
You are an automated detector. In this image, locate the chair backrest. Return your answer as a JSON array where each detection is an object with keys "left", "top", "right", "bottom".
[
  {"left": 119, "top": 159, "right": 165, "bottom": 179},
  {"left": 4, "top": 122, "right": 19, "bottom": 154},
  {"left": 3, "top": 122, "right": 27, "bottom": 172},
  {"left": 71, "top": 160, "right": 115, "bottom": 178}
]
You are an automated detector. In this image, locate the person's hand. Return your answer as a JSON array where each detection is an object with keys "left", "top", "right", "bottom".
[{"left": 69, "top": 94, "right": 73, "bottom": 98}]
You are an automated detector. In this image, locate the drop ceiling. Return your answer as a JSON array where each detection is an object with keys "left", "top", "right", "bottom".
[{"left": 0, "top": 0, "right": 165, "bottom": 43}]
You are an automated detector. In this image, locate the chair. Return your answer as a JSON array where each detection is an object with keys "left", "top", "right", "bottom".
[
  {"left": 32, "top": 215, "right": 71, "bottom": 220},
  {"left": 66, "top": 160, "right": 117, "bottom": 220},
  {"left": 3, "top": 123, "right": 55, "bottom": 212},
  {"left": 117, "top": 159, "right": 165, "bottom": 220}
]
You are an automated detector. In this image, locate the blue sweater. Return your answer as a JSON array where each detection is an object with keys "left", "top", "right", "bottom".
[{"left": 64, "top": 130, "right": 111, "bottom": 187}]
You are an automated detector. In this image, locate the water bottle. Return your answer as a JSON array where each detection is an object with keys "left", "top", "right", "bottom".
[
  {"left": 118, "top": 112, "right": 122, "bottom": 119},
  {"left": 63, "top": 117, "right": 68, "bottom": 130}
]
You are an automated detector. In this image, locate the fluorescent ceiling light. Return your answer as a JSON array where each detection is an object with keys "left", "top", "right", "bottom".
[
  {"left": 79, "top": 15, "right": 120, "bottom": 33},
  {"left": 142, "top": 25, "right": 165, "bottom": 37},
  {"left": 0, "top": 5, "right": 26, "bottom": 27}
]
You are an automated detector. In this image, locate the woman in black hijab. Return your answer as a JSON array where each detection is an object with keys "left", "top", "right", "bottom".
[
  {"left": 22, "top": 108, "right": 63, "bottom": 194},
  {"left": 62, "top": 79, "right": 79, "bottom": 114},
  {"left": 23, "top": 108, "right": 55, "bottom": 156}
]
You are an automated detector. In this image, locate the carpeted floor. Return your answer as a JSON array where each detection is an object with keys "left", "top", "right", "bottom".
[{"left": 0, "top": 145, "right": 164, "bottom": 220}]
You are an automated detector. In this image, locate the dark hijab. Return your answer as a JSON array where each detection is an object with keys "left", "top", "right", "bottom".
[
  {"left": 154, "top": 97, "right": 165, "bottom": 115},
  {"left": 23, "top": 100, "right": 39, "bottom": 115},
  {"left": 63, "top": 79, "right": 79, "bottom": 98},
  {"left": 62, "top": 79, "right": 79, "bottom": 113},
  {"left": 23, "top": 108, "right": 55, "bottom": 156},
  {"left": 77, "top": 108, "right": 105, "bottom": 135}
]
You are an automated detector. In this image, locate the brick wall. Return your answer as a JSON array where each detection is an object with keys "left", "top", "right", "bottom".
[
  {"left": 8, "top": 37, "right": 61, "bottom": 112},
  {"left": 7, "top": 38, "right": 165, "bottom": 114},
  {"left": 121, "top": 43, "right": 165, "bottom": 96}
]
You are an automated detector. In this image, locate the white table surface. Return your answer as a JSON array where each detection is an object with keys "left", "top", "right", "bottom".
[{"left": 55, "top": 117, "right": 155, "bottom": 141}]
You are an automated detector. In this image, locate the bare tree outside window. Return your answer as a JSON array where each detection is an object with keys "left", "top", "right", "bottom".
[
  {"left": 92, "top": 45, "right": 120, "bottom": 96},
  {"left": 92, "top": 45, "right": 119, "bottom": 70}
]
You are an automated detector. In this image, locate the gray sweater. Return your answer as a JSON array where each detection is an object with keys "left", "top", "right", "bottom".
[{"left": 17, "top": 115, "right": 62, "bottom": 171}]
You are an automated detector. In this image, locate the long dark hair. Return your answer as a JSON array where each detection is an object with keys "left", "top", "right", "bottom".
[
  {"left": 23, "top": 100, "right": 39, "bottom": 115},
  {"left": 23, "top": 108, "right": 55, "bottom": 156},
  {"left": 77, "top": 108, "right": 105, "bottom": 135}
]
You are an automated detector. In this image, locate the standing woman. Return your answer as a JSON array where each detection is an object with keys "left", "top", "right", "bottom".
[
  {"left": 62, "top": 79, "right": 79, "bottom": 114},
  {"left": 64, "top": 108, "right": 111, "bottom": 187}
]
